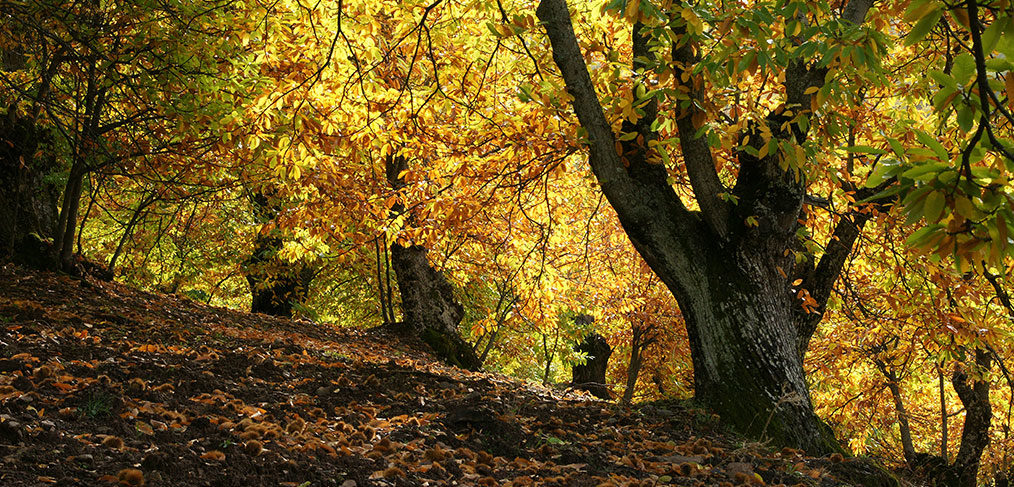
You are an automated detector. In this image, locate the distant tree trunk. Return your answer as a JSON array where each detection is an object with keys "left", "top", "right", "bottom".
[
  {"left": 880, "top": 351, "right": 992, "bottom": 487},
  {"left": 245, "top": 233, "right": 314, "bottom": 317},
  {"left": 0, "top": 110, "right": 59, "bottom": 267},
  {"left": 375, "top": 236, "right": 396, "bottom": 325},
  {"left": 941, "top": 368, "right": 949, "bottom": 462},
  {"left": 622, "top": 322, "right": 657, "bottom": 404},
  {"left": 107, "top": 191, "right": 159, "bottom": 275},
  {"left": 243, "top": 191, "right": 314, "bottom": 318},
  {"left": 623, "top": 349, "right": 641, "bottom": 404},
  {"left": 476, "top": 287, "right": 515, "bottom": 365},
  {"left": 385, "top": 154, "right": 480, "bottom": 370},
  {"left": 652, "top": 374, "right": 667, "bottom": 397},
  {"left": 888, "top": 378, "right": 917, "bottom": 465},
  {"left": 572, "top": 329, "right": 612, "bottom": 399},
  {"left": 542, "top": 330, "right": 560, "bottom": 384},
  {"left": 872, "top": 359, "right": 917, "bottom": 465},
  {"left": 949, "top": 349, "right": 992, "bottom": 487}
]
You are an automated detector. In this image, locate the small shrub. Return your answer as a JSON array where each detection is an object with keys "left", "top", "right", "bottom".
[{"left": 78, "top": 391, "right": 114, "bottom": 418}]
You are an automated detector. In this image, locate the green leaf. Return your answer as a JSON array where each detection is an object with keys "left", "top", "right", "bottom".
[
  {"left": 951, "top": 53, "right": 976, "bottom": 86},
  {"left": 904, "top": 0, "right": 938, "bottom": 22},
  {"left": 857, "top": 185, "right": 903, "bottom": 203},
  {"left": 901, "top": 162, "right": 948, "bottom": 180},
  {"left": 914, "top": 131, "right": 950, "bottom": 161},
  {"left": 865, "top": 160, "right": 901, "bottom": 187},
  {"left": 932, "top": 86, "right": 958, "bottom": 112},
  {"left": 923, "top": 190, "right": 946, "bottom": 222},
  {"left": 928, "top": 70, "right": 958, "bottom": 90},
  {"left": 905, "top": 9, "right": 943, "bottom": 46},
  {"left": 603, "top": 0, "right": 626, "bottom": 12},
  {"left": 887, "top": 138, "right": 906, "bottom": 160},
  {"left": 906, "top": 224, "right": 944, "bottom": 247},
  {"left": 981, "top": 16, "right": 1010, "bottom": 54},
  {"left": 902, "top": 186, "right": 933, "bottom": 222},
  {"left": 845, "top": 145, "right": 887, "bottom": 155},
  {"left": 957, "top": 105, "right": 974, "bottom": 132},
  {"left": 738, "top": 51, "right": 757, "bottom": 73},
  {"left": 518, "top": 83, "right": 534, "bottom": 102}
]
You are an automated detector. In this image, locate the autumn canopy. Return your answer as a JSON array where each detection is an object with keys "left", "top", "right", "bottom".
[{"left": 4, "top": 0, "right": 1014, "bottom": 484}]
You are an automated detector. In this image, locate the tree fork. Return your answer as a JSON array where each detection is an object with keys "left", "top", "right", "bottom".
[{"left": 537, "top": 0, "right": 879, "bottom": 455}]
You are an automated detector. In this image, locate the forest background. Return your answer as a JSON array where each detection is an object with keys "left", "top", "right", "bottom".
[{"left": 4, "top": 0, "right": 1014, "bottom": 484}]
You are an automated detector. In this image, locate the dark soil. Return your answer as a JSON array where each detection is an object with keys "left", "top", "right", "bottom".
[{"left": 0, "top": 263, "right": 876, "bottom": 486}]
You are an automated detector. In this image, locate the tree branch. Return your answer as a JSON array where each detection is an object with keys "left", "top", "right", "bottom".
[
  {"left": 537, "top": 0, "right": 695, "bottom": 231},
  {"left": 732, "top": 0, "right": 875, "bottom": 241},
  {"left": 671, "top": 24, "right": 729, "bottom": 238},
  {"left": 794, "top": 180, "right": 892, "bottom": 356}
]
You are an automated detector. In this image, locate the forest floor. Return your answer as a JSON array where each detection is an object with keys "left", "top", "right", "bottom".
[{"left": 0, "top": 263, "right": 895, "bottom": 486}]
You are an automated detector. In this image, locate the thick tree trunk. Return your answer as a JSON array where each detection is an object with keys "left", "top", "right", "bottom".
[
  {"left": 244, "top": 233, "right": 314, "bottom": 317},
  {"left": 572, "top": 331, "right": 612, "bottom": 399},
  {"left": 0, "top": 111, "right": 60, "bottom": 267},
  {"left": 671, "top": 244, "right": 838, "bottom": 453},
  {"left": 949, "top": 349, "right": 992, "bottom": 487},
  {"left": 243, "top": 192, "right": 314, "bottom": 318},
  {"left": 385, "top": 154, "right": 481, "bottom": 370},
  {"left": 537, "top": 0, "right": 876, "bottom": 454},
  {"left": 1, "top": 42, "right": 61, "bottom": 268},
  {"left": 390, "top": 242, "right": 481, "bottom": 370}
]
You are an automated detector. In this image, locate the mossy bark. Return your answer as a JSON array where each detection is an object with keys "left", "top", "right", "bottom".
[
  {"left": 572, "top": 331, "right": 612, "bottom": 399},
  {"left": 420, "top": 327, "right": 481, "bottom": 371},
  {"left": 243, "top": 192, "right": 314, "bottom": 318},
  {"left": 390, "top": 242, "right": 481, "bottom": 371},
  {"left": 0, "top": 111, "right": 60, "bottom": 267},
  {"left": 244, "top": 232, "right": 314, "bottom": 317},
  {"left": 669, "top": 242, "right": 843, "bottom": 455}
]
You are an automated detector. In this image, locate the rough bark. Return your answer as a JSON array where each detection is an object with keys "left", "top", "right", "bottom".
[
  {"left": 676, "top": 248, "right": 839, "bottom": 452},
  {"left": 537, "top": 0, "right": 878, "bottom": 454},
  {"left": 244, "top": 233, "right": 314, "bottom": 317},
  {"left": 571, "top": 330, "right": 612, "bottom": 399},
  {"left": 385, "top": 154, "right": 480, "bottom": 371},
  {"left": 949, "top": 349, "right": 992, "bottom": 487},
  {"left": 0, "top": 110, "right": 60, "bottom": 267},
  {"left": 390, "top": 242, "right": 481, "bottom": 370},
  {"left": 243, "top": 192, "right": 314, "bottom": 317}
]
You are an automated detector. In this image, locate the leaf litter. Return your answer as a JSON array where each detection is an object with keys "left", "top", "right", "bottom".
[{"left": 0, "top": 264, "right": 871, "bottom": 486}]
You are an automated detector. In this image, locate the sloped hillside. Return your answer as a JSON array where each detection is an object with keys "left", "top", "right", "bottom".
[{"left": 0, "top": 264, "right": 883, "bottom": 486}]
